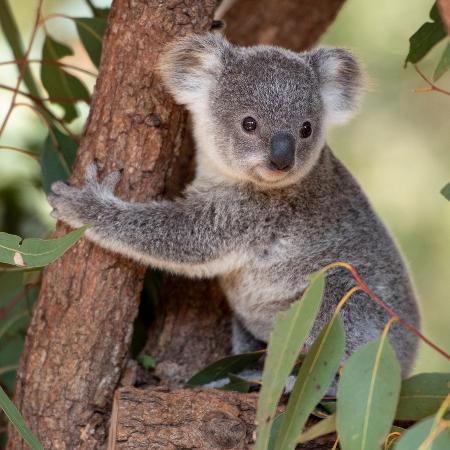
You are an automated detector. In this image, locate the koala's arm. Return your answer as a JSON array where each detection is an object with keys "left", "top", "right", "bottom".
[{"left": 48, "top": 164, "right": 250, "bottom": 277}]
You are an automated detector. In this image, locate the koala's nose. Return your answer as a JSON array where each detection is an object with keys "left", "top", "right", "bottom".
[{"left": 269, "top": 132, "right": 296, "bottom": 171}]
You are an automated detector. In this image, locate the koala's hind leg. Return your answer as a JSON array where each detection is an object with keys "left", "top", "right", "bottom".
[{"left": 232, "top": 317, "right": 266, "bottom": 354}]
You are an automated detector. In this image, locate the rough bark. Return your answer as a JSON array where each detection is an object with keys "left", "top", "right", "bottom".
[
  {"left": 108, "top": 387, "right": 337, "bottom": 450},
  {"left": 438, "top": 0, "right": 450, "bottom": 35},
  {"left": 221, "top": 0, "right": 346, "bottom": 51},
  {"left": 8, "top": 1, "right": 216, "bottom": 449}
]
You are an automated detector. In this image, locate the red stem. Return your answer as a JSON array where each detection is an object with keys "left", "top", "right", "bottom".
[{"left": 345, "top": 264, "right": 450, "bottom": 361}]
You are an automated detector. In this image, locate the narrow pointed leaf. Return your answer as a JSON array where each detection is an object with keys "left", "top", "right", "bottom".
[
  {"left": 298, "top": 414, "right": 336, "bottom": 444},
  {"left": 441, "top": 182, "right": 450, "bottom": 201},
  {"left": 74, "top": 17, "right": 107, "bottom": 67},
  {"left": 221, "top": 373, "right": 255, "bottom": 393},
  {"left": 434, "top": 41, "right": 450, "bottom": 80},
  {"left": 396, "top": 373, "right": 450, "bottom": 420},
  {"left": 41, "top": 128, "right": 78, "bottom": 193},
  {"left": 274, "top": 316, "right": 345, "bottom": 450},
  {"left": 41, "top": 35, "right": 90, "bottom": 122},
  {"left": 0, "top": 385, "right": 43, "bottom": 450},
  {"left": 268, "top": 413, "right": 286, "bottom": 450},
  {"left": 405, "top": 3, "right": 446, "bottom": 66},
  {"left": 0, "top": 227, "right": 87, "bottom": 268},
  {"left": 186, "top": 350, "right": 264, "bottom": 387},
  {"left": 337, "top": 337, "right": 401, "bottom": 450},
  {"left": 394, "top": 416, "right": 450, "bottom": 450},
  {"left": 254, "top": 272, "right": 325, "bottom": 450}
]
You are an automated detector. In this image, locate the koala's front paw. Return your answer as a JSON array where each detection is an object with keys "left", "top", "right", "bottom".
[{"left": 48, "top": 162, "right": 122, "bottom": 228}]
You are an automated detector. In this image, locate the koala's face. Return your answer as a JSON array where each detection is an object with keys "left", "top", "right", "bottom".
[{"left": 160, "top": 34, "right": 363, "bottom": 189}]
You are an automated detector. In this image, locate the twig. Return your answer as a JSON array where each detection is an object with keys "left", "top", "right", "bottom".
[
  {"left": 0, "top": 0, "right": 43, "bottom": 138},
  {"left": 414, "top": 65, "right": 450, "bottom": 97},
  {"left": 323, "top": 262, "right": 450, "bottom": 361},
  {"left": 0, "top": 59, "right": 98, "bottom": 77},
  {"left": 0, "top": 84, "right": 79, "bottom": 140},
  {"left": 0, "top": 145, "right": 39, "bottom": 160}
]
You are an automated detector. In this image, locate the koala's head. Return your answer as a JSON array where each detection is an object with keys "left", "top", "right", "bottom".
[{"left": 159, "top": 33, "right": 364, "bottom": 189}]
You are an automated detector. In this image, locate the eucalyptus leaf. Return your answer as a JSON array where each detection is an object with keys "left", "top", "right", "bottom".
[
  {"left": 405, "top": 3, "right": 446, "bottom": 66},
  {"left": 298, "top": 414, "right": 336, "bottom": 444},
  {"left": 41, "top": 35, "right": 90, "bottom": 122},
  {"left": 396, "top": 373, "right": 450, "bottom": 420},
  {"left": 0, "top": 227, "right": 87, "bottom": 268},
  {"left": 0, "top": 385, "right": 43, "bottom": 450},
  {"left": 186, "top": 350, "right": 264, "bottom": 387},
  {"left": 254, "top": 272, "right": 325, "bottom": 450},
  {"left": 394, "top": 416, "right": 450, "bottom": 450},
  {"left": 41, "top": 128, "right": 78, "bottom": 193},
  {"left": 337, "top": 336, "right": 401, "bottom": 450},
  {"left": 274, "top": 316, "right": 345, "bottom": 450},
  {"left": 268, "top": 413, "right": 285, "bottom": 450},
  {"left": 434, "top": 42, "right": 450, "bottom": 80},
  {"left": 441, "top": 182, "right": 450, "bottom": 201},
  {"left": 221, "top": 373, "right": 255, "bottom": 393},
  {"left": 74, "top": 17, "right": 107, "bottom": 67}
]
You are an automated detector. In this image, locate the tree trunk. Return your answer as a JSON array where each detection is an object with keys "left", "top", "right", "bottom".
[
  {"left": 221, "top": 0, "right": 345, "bottom": 51},
  {"left": 8, "top": 1, "right": 216, "bottom": 449},
  {"left": 9, "top": 1, "right": 346, "bottom": 449}
]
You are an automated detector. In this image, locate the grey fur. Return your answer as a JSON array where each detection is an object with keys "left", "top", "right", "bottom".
[{"left": 49, "top": 34, "right": 420, "bottom": 381}]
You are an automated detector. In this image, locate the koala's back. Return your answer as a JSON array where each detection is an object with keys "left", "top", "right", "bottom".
[{"left": 215, "top": 147, "right": 420, "bottom": 374}]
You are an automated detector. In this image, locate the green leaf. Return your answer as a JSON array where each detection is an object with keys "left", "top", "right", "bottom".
[
  {"left": 298, "top": 414, "right": 336, "bottom": 444},
  {"left": 136, "top": 354, "right": 155, "bottom": 370},
  {"left": 0, "top": 384, "right": 43, "bottom": 450},
  {"left": 0, "top": 227, "right": 87, "bottom": 268},
  {"left": 337, "top": 336, "right": 402, "bottom": 450},
  {"left": 268, "top": 413, "right": 285, "bottom": 450},
  {"left": 394, "top": 416, "right": 450, "bottom": 450},
  {"left": 396, "top": 373, "right": 450, "bottom": 420},
  {"left": 405, "top": 3, "right": 446, "bottom": 66},
  {"left": 221, "top": 373, "right": 255, "bottom": 393},
  {"left": 434, "top": 42, "right": 450, "bottom": 80},
  {"left": 41, "top": 35, "right": 90, "bottom": 123},
  {"left": 254, "top": 272, "right": 325, "bottom": 450},
  {"left": 186, "top": 350, "right": 264, "bottom": 387},
  {"left": 41, "top": 128, "right": 78, "bottom": 193},
  {"left": 74, "top": 18, "right": 107, "bottom": 68},
  {"left": 274, "top": 316, "right": 345, "bottom": 450},
  {"left": 441, "top": 182, "right": 450, "bottom": 201}
]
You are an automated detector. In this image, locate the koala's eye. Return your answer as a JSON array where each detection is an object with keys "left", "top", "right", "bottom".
[
  {"left": 300, "top": 121, "right": 312, "bottom": 138},
  {"left": 242, "top": 116, "right": 257, "bottom": 132}
]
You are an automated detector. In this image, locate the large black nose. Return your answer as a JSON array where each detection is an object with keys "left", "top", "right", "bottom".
[{"left": 269, "top": 132, "right": 296, "bottom": 171}]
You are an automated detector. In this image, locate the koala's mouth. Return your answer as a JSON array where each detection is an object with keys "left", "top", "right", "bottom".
[{"left": 254, "top": 164, "right": 292, "bottom": 183}]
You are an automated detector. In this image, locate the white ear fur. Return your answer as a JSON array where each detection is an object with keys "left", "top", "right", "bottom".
[
  {"left": 158, "top": 33, "right": 230, "bottom": 106},
  {"left": 307, "top": 47, "right": 365, "bottom": 126}
]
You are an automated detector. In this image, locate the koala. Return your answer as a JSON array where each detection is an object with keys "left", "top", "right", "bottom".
[{"left": 49, "top": 33, "right": 420, "bottom": 386}]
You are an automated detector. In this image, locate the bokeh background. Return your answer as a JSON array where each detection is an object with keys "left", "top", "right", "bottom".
[{"left": 0, "top": 0, "right": 449, "bottom": 381}]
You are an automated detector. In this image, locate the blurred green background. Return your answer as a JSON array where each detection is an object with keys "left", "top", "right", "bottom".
[{"left": 0, "top": 0, "right": 449, "bottom": 385}]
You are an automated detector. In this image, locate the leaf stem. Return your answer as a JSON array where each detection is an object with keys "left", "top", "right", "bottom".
[
  {"left": 0, "top": 59, "right": 98, "bottom": 77},
  {"left": 322, "top": 262, "right": 450, "bottom": 361},
  {"left": 0, "top": 146, "right": 39, "bottom": 161},
  {"left": 414, "top": 65, "right": 450, "bottom": 97}
]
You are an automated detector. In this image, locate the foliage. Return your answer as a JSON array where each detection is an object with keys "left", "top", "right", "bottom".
[
  {"left": 188, "top": 263, "right": 450, "bottom": 449},
  {"left": 405, "top": 2, "right": 450, "bottom": 195}
]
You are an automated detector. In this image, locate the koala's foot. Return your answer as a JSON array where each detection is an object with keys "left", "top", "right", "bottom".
[{"left": 48, "top": 162, "right": 122, "bottom": 228}]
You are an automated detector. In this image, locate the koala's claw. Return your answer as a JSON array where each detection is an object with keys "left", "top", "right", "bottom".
[
  {"left": 85, "top": 161, "right": 99, "bottom": 182},
  {"left": 102, "top": 170, "right": 122, "bottom": 193}
]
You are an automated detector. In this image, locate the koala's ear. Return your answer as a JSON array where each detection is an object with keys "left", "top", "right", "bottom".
[
  {"left": 307, "top": 47, "right": 365, "bottom": 125},
  {"left": 158, "top": 33, "right": 230, "bottom": 106}
]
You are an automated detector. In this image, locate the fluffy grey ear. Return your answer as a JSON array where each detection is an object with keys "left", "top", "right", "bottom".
[
  {"left": 307, "top": 47, "right": 365, "bottom": 125},
  {"left": 158, "top": 33, "right": 230, "bottom": 106}
]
